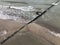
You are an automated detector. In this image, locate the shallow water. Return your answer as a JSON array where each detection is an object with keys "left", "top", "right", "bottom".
[{"left": 0, "top": 0, "right": 60, "bottom": 45}]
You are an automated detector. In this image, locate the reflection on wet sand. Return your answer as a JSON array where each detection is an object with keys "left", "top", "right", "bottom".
[{"left": 0, "top": 19, "right": 60, "bottom": 45}]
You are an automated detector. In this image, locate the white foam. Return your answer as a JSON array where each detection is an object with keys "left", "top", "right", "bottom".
[
  {"left": 48, "top": 30, "right": 60, "bottom": 38},
  {"left": 11, "top": 6, "right": 35, "bottom": 11}
]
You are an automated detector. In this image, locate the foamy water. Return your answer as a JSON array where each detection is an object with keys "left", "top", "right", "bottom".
[
  {"left": 0, "top": 5, "right": 37, "bottom": 23},
  {"left": 11, "top": 6, "right": 35, "bottom": 11},
  {"left": 48, "top": 30, "right": 60, "bottom": 38}
]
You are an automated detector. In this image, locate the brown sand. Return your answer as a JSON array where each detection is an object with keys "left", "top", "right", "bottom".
[{"left": 0, "top": 19, "right": 60, "bottom": 45}]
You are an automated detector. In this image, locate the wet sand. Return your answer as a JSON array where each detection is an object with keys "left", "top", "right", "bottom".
[
  {"left": 0, "top": 19, "right": 60, "bottom": 45},
  {"left": 35, "top": 19, "right": 60, "bottom": 33}
]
